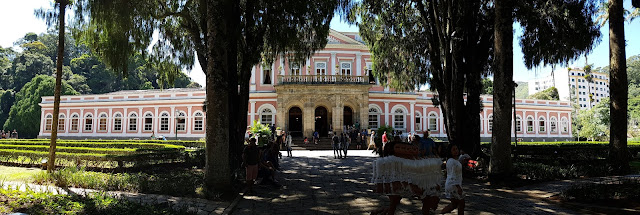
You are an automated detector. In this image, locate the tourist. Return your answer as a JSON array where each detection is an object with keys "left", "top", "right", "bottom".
[
  {"left": 343, "top": 133, "right": 350, "bottom": 158},
  {"left": 356, "top": 133, "right": 362, "bottom": 150},
  {"left": 304, "top": 137, "right": 309, "bottom": 145},
  {"left": 285, "top": 132, "right": 293, "bottom": 157},
  {"left": 313, "top": 130, "right": 319, "bottom": 145},
  {"left": 242, "top": 138, "right": 260, "bottom": 195},
  {"left": 355, "top": 121, "right": 360, "bottom": 131},
  {"left": 382, "top": 131, "right": 389, "bottom": 151},
  {"left": 332, "top": 132, "right": 342, "bottom": 159},
  {"left": 150, "top": 131, "right": 156, "bottom": 140},
  {"left": 368, "top": 131, "right": 376, "bottom": 151},
  {"left": 0, "top": 130, "right": 4, "bottom": 139},
  {"left": 257, "top": 143, "right": 280, "bottom": 187},
  {"left": 420, "top": 130, "right": 437, "bottom": 158},
  {"left": 441, "top": 144, "right": 465, "bottom": 215}
]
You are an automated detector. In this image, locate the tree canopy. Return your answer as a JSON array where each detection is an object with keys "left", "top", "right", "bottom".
[
  {"left": 528, "top": 87, "right": 560, "bottom": 100},
  {"left": 3, "top": 75, "right": 78, "bottom": 138}
]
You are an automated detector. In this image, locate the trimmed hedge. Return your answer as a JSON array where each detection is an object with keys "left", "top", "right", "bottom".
[{"left": 0, "top": 139, "right": 204, "bottom": 148}]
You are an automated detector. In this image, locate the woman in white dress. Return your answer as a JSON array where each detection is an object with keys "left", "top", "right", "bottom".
[{"left": 441, "top": 144, "right": 465, "bottom": 214}]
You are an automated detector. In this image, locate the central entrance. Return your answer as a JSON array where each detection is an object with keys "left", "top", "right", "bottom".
[
  {"left": 315, "top": 106, "right": 328, "bottom": 137},
  {"left": 288, "top": 107, "right": 302, "bottom": 137},
  {"left": 343, "top": 106, "right": 353, "bottom": 127}
]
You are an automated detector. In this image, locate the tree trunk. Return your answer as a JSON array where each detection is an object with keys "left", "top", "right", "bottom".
[
  {"left": 489, "top": 0, "right": 514, "bottom": 179},
  {"left": 204, "top": 0, "right": 235, "bottom": 195},
  {"left": 48, "top": 0, "right": 67, "bottom": 173},
  {"left": 608, "top": 0, "right": 630, "bottom": 175}
]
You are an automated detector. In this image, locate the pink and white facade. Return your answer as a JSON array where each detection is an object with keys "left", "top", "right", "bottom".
[{"left": 39, "top": 30, "right": 573, "bottom": 141}]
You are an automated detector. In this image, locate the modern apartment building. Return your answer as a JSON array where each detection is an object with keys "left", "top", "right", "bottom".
[{"left": 528, "top": 67, "right": 609, "bottom": 109}]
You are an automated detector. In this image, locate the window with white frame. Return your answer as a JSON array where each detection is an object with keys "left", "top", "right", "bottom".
[
  {"left": 262, "top": 66, "right": 272, "bottom": 85},
  {"left": 129, "top": 113, "right": 138, "bottom": 131},
  {"left": 99, "top": 113, "right": 107, "bottom": 131},
  {"left": 84, "top": 114, "right": 93, "bottom": 131},
  {"left": 368, "top": 107, "right": 380, "bottom": 129},
  {"left": 45, "top": 114, "right": 53, "bottom": 131},
  {"left": 144, "top": 113, "right": 153, "bottom": 131},
  {"left": 315, "top": 62, "right": 327, "bottom": 75},
  {"left": 415, "top": 112, "right": 422, "bottom": 131},
  {"left": 290, "top": 62, "right": 301, "bottom": 75},
  {"left": 538, "top": 117, "right": 546, "bottom": 133},
  {"left": 71, "top": 114, "right": 79, "bottom": 131},
  {"left": 114, "top": 113, "right": 122, "bottom": 131},
  {"left": 527, "top": 116, "right": 534, "bottom": 132},
  {"left": 561, "top": 117, "right": 568, "bottom": 133},
  {"left": 177, "top": 112, "right": 186, "bottom": 131},
  {"left": 340, "top": 62, "right": 351, "bottom": 76},
  {"left": 393, "top": 108, "right": 405, "bottom": 129},
  {"left": 516, "top": 116, "right": 522, "bottom": 132},
  {"left": 428, "top": 113, "right": 437, "bottom": 131},
  {"left": 58, "top": 114, "right": 65, "bottom": 131},
  {"left": 260, "top": 108, "right": 274, "bottom": 125},
  {"left": 550, "top": 117, "right": 557, "bottom": 132},
  {"left": 160, "top": 112, "right": 170, "bottom": 131},
  {"left": 194, "top": 112, "right": 204, "bottom": 131}
]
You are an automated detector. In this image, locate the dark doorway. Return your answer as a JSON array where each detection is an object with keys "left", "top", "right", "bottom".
[
  {"left": 343, "top": 106, "right": 353, "bottom": 127},
  {"left": 288, "top": 107, "right": 303, "bottom": 137},
  {"left": 315, "top": 106, "right": 328, "bottom": 137}
]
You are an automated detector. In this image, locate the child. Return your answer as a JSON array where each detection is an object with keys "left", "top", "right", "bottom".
[
  {"left": 441, "top": 144, "right": 465, "bottom": 214},
  {"left": 304, "top": 137, "right": 309, "bottom": 145}
]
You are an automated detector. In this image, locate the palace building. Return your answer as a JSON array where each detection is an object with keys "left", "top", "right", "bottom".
[{"left": 39, "top": 30, "right": 573, "bottom": 141}]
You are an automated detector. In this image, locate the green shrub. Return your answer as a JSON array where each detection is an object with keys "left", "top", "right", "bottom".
[
  {"left": 0, "top": 187, "right": 195, "bottom": 215},
  {"left": 514, "top": 161, "right": 609, "bottom": 181},
  {"left": 561, "top": 179, "right": 640, "bottom": 204}
]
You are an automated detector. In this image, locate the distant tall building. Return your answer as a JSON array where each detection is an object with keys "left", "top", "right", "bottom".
[{"left": 528, "top": 67, "right": 609, "bottom": 109}]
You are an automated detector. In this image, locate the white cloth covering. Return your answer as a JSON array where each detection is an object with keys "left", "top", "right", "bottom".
[{"left": 371, "top": 156, "right": 442, "bottom": 198}]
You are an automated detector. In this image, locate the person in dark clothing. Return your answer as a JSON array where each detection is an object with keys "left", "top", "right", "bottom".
[
  {"left": 243, "top": 138, "right": 260, "bottom": 194},
  {"left": 342, "top": 133, "right": 350, "bottom": 158},
  {"left": 332, "top": 132, "right": 342, "bottom": 159}
]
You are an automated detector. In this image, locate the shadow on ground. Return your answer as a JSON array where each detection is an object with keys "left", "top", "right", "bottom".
[{"left": 232, "top": 151, "right": 579, "bottom": 215}]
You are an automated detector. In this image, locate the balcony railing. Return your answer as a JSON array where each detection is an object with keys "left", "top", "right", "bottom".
[{"left": 277, "top": 75, "right": 371, "bottom": 85}]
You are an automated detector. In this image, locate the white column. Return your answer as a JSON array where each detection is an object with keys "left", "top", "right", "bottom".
[
  {"left": 384, "top": 101, "right": 390, "bottom": 126},
  {"left": 483, "top": 109, "right": 487, "bottom": 135},
  {"left": 108, "top": 108, "right": 113, "bottom": 134},
  {"left": 356, "top": 53, "right": 362, "bottom": 76},
  {"left": 410, "top": 102, "right": 415, "bottom": 133},
  {"left": 154, "top": 107, "right": 159, "bottom": 134},
  {"left": 79, "top": 109, "right": 84, "bottom": 137},
  {"left": 546, "top": 112, "right": 550, "bottom": 136},
  {"left": 124, "top": 108, "right": 128, "bottom": 133},
  {"left": 568, "top": 112, "right": 572, "bottom": 137},
  {"left": 170, "top": 106, "right": 175, "bottom": 135},
  {"left": 39, "top": 107, "right": 46, "bottom": 136},
  {"left": 250, "top": 67, "right": 256, "bottom": 84},
  {"left": 557, "top": 112, "right": 561, "bottom": 135},
  {"left": 65, "top": 109, "right": 70, "bottom": 134},
  {"left": 534, "top": 111, "right": 538, "bottom": 136},
  {"left": 138, "top": 107, "right": 143, "bottom": 135},
  {"left": 250, "top": 101, "right": 256, "bottom": 126},
  {"left": 422, "top": 106, "right": 427, "bottom": 133},
  {"left": 306, "top": 58, "right": 311, "bottom": 75},
  {"left": 187, "top": 106, "right": 192, "bottom": 135},
  {"left": 522, "top": 110, "right": 527, "bottom": 136},
  {"left": 331, "top": 52, "right": 337, "bottom": 75},
  {"left": 279, "top": 55, "right": 284, "bottom": 76},
  {"left": 439, "top": 109, "right": 444, "bottom": 136},
  {"left": 93, "top": 108, "right": 98, "bottom": 134}
]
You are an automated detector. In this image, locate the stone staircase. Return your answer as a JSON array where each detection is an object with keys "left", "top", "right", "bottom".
[{"left": 289, "top": 137, "right": 367, "bottom": 150}]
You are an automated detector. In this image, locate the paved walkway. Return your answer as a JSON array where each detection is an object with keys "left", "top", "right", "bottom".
[{"left": 232, "top": 150, "right": 579, "bottom": 215}]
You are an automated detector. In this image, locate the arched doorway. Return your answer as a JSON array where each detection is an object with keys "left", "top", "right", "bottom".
[
  {"left": 288, "top": 107, "right": 303, "bottom": 137},
  {"left": 315, "top": 106, "right": 328, "bottom": 137},
  {"left": 343, "top": 106, "right": 353, "bottom": 127}
]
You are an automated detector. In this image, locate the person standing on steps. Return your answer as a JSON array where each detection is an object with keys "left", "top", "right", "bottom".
[
  {"left": 368, "top": 130, "right": 376, "bottom": 151},
  {"left": 313, "top": 130, "right": 319, "bottom": 145},
  {"left": 286, "top": 132, "right": 293, "bottom": 157}
]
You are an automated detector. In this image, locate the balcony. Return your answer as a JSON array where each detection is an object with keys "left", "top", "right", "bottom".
[{"left": 276, "top": 75, "right": 372, "bottom": 85}]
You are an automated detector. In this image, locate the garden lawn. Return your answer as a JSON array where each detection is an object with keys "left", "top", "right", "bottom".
[{"left": 0, "top": 166, "right": 43, "bottom": 182}]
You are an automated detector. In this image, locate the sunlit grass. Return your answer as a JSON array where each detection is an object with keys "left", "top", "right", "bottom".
[{"left": 0, "top": 165, "right": 43, "bottom": 182}]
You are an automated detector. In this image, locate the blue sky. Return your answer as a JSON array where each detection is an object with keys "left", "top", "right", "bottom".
[{"left": 1, "top": 0, "right": 639, "bottom": 87}]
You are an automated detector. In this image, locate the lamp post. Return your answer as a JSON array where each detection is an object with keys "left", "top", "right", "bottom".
[{"left": 175, "top": 110, "right": 179, "bottom": 140}]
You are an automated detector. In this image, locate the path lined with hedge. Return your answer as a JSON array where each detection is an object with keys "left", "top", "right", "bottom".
[{"left": 1, "top": 181, "right": 233, "bottom": 215}]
